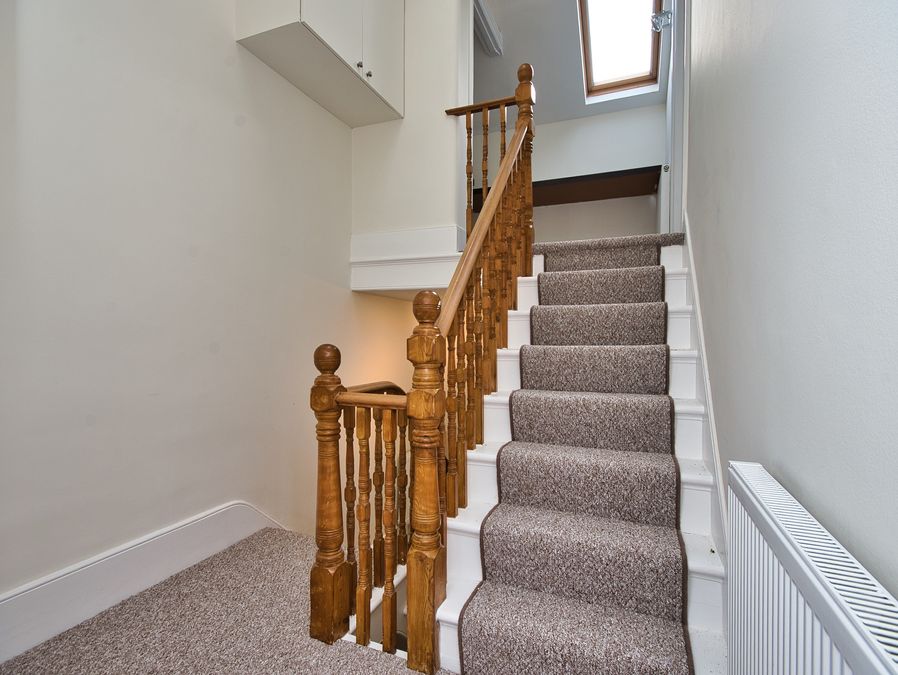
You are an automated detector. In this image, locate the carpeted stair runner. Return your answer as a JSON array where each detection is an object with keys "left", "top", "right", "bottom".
[
  {"left": 538, "top": 266, "right": 664, "bottom": 305},
  {"left": 534, "top": 232, "right": 685, "bottom": 272},
  {"left": 480, "top": 504, "right": 683, "bottom": 619},
  {"left": 520, "top": 344, "right": 669, "bottom": 393},
  {"left": 459, "top": 232, "right": 690, "bottom": 674},
  {"left": 510, "top": 390, "right": 674, "bottom": 453},
  {"left": 497, "top": 442, "right": 678, "bottom": 527},
  {"left": 531, "top": 302, "right": 667, "bottom": 345}
]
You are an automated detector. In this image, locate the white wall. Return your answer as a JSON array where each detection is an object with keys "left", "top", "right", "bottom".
[
  {"left": 687, "top": 0, "right": 898, "bottom": 595},
  {"left": 351, "top": 0, "right": 472, "bottom": 237},
  {"left": 0, "top": 0, "right": 415, "bottom": 596},
  {"left": 476, "top": 105, "right": 667, "bottom": 188},
  {"left": 534, "top": 196, "right": 657, "bottom": 243},
  {"left": 533, "top": 106, "right": 667, "bottom": 182}
]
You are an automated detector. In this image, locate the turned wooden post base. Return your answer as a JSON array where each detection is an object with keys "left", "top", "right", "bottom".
[
  {"left": 406, "top": 537, "right": 447, "bottom": 673},
  {"left": 309, "top": 559, "right": 351, "bottom": 643}
]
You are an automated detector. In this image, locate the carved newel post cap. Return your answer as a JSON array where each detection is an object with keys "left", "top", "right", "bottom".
[
  {"left": 412, "top": 290, "right": 441, "bottom": 325},
  {"left": 518, "top": 63, "right": 534, "bottom": 83},
  {"left": 313, "top": 343, "right": 341, "bottom": 375}
]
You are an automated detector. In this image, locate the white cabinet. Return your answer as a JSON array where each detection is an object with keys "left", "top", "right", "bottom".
[
  {"left": 362, "top": 0, "right": 404, "bottom": 113},
  {"left": 302, "top": 0, "right": 363, "bottom": 73},
  {"left": 236, "top": 0, "right": 404, "bottom": 128}
]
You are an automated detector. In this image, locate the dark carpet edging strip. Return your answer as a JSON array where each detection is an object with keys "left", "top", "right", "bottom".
[
  {"left": 456, "top": 579, "right": 485, "bottom": 675},
  {"left": 533, "top": 232, "right": 685, "bottom": 254}
]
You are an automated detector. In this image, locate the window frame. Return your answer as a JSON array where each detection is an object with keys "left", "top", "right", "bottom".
[{"left": 578, "top": 0, "right": 663, "bottom": 97}]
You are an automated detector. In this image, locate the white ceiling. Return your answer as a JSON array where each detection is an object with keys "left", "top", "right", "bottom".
[{"left": 474, "top": 0, "right": 669, "bottom": 125}]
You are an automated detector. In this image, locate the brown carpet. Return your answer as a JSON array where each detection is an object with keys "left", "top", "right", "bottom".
[
  {"left": 460, "top": 234, "right": 690, "bottom": 674},
  {"left": 1, "top": 529, "right": 435, "bottom": 675}
]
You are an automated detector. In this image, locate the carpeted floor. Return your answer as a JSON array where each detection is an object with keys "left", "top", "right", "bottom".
[
  {"left": 459, "top": 232, "right": 692, "bottom": 674},
  {"left": 1, "top": 528, "right": 434, "bottom": 675}
]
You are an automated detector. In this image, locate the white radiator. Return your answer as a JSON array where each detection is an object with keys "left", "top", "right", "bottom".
[{"left": 728, "top": 462, "right": 898, "bottom": 674}]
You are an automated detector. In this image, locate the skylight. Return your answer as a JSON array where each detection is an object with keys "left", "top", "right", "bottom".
[{"left": 580, "top": 0, "right": 661, "bottom": 96}]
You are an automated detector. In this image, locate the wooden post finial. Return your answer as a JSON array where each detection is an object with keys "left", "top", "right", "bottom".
[
  {"left": 517, "top": 62, "right": 534, "bottom": 83},
  {"left": 314, "top": 343, "right": 341, "bottom": 375},
  {"left": 412, "top": 290, "right": 441, "bottom": 325}
]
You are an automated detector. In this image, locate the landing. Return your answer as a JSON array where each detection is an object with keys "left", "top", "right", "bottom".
[{"left": 1, "top": 529, "right": 439, "bottom": 674}]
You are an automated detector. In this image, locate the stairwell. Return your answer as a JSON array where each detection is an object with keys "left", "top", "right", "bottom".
[{"left": 437, "top": 234, "right": 727, "bottom": 674}]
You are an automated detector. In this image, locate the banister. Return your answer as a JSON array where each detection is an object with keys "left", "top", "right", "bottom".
[
  {"left": 436, "top": 122, "right": 527, "bottom": 336},
  {"left": 335, "top": 391, "right": 407, "bottom": 409},
  {"left": 345, "top": 381, "right": 406, "bottom": 395},
  {"left": 444, "top": 94, "right": 516, "bottom": 117},
  {"left": 308, "top": 63, "right": 535, "bottom": 675}
]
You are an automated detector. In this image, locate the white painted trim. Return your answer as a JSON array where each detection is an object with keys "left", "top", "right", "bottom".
[
  {"left": 350, "top": 224, "right": 465, "bottom": 261},
  {"left": 473, "top": 0, "right": 502, "bottom": 57},
  {"left": 683, "top": 212, "right": 727, "bottom": 553},
  {"left": 350, "top": 253, "right": 462, "bottom": 292},
  {"left": 0, "top": 501, "right": 284, "bottom": 662}
]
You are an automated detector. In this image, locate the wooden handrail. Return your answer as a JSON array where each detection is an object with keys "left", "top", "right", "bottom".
[
  {"left": 444, "top": 94, "right": 516, "bottom": 117},
  {"left": 335, "top": 391, "right": 407, "bottom": 409},
  {"left": 436, "top": 122, "right": 527, "bottom": 336},
  {"left": 345, "top": 381, "right": 406, "bottom": 395}
]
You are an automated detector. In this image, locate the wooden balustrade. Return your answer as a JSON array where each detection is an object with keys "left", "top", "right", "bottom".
[{"left": 309, "top": 64, "right": 535, "bottom": 674}]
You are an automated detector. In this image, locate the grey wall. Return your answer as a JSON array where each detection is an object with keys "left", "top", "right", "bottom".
[
  {"left": 687, "top": 0, "right": 898, "bottom": 594},
  {"left": 534, "top": 196, "right": 657, "bottom": 243}
]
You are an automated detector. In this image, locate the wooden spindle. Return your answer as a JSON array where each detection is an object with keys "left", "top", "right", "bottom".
[
  {"left": 355, "top": 406, "right": 372, "bottom": 645},
  {"left": 373, "top": 407, "right": 385, "bottom": 588},
  {"left": 446, "top": 318, "right": 459, "bottom": 516},
  {"left": 343, "top": 406, "right": 357, "bottom": 616},
  {"left": 484, "top": 227, "right": 498, "bottom": 394},
  {"left": 466, "top": 111, "right": 473, "bottom": 234},
  {"left": 309, "top": 344, "right": 350, "bottom": 644},
  {"left": 466, "top": 275, "right": 477, "bottom": 452},
  {"left": 499, "top": 102, "right": 507, "bottom": 160},
  {"left": 495, "top": 196, "right": 507, "bottom": 351},
  {"left": 438, "top": 417, "right": 448, "bottom": 547},
  {"left": 474, "top": 266, "right": 484, "bottom": 445},
  {"left": 481, "top": 105, "right": 489, "bottom": 207},
  {"left": 406, "top": 291, "right": 447, "bottom": 674},
  {"left": 456, "top": 302, "right": 468, "bottom": 508},
  {"left": 382, "top": 409, "right": 398, "bottom": 653},
  {"left": 397, "top": 409, "right": 409, "bottom": 564}
]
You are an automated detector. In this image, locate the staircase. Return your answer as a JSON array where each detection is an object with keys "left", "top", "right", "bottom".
[
  {"left": 307, "top": 64, "right": 727, "bottom": 674},
  {"left": 437, "top": 235, "right": 727, "bottom": 673}
]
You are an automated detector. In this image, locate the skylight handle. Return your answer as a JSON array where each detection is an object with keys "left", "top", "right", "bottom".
[{"left": 652, "top": 10, "right": 672, "bottom": 32}]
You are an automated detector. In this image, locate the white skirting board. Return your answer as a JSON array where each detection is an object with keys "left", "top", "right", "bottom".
[{"left": 0, "top": 501, "right": 284, "bottom": 662}]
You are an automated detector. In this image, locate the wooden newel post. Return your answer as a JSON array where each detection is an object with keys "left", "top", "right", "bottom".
[
  {"left": 406, "top": 291, "right": 448, "bottom": 674},
  {"left": 309, "top": 344, "right": 350, "bottom": 644},
  {"left": 515, "top": 63, "right": 536, "bottom": 276}
]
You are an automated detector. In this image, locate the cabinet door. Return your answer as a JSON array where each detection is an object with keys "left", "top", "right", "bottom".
[
  {"left": 362, "top": 0, "right": 404, "bottom": 113},
  {"left": 302, "top": 0, "right": 363, "bottom": 71}
]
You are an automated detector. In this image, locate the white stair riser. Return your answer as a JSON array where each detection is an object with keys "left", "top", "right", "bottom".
[
  {"left": 665, "top": 270, "right": 689, "bottom": 308},
  {"left": 508, "top": 308, "right": 693, "bottom": 351},
  {"left": 669, "top": 352, "right": 698, "bottom": 399},
  {"left": 465, "top": 450, "right": 713, "bottom": 537},
  {"left": 516, "top": 268, "right": 689, "bottom": 313},
  {"left": 483, "top": 395, "right": 706, "bottom": 461},
  {"left": 439, "top": 620, "right": 462, "bottom": 673},
  {"left": 532, "top": 254, "right": 544, "bottom": 274},
  {"left": 496, "top": 349, "right": 697, "bottom": 400},
  {"left": 445, "top": 524, "right": 723, "bottom": 631},
  {"left": 660, "top": 245, "right": 685, "bottom": 268}
]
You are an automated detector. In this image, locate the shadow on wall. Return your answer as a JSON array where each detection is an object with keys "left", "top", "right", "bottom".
[{"left": 533, "top": 195, "right": 658, "bottom": 243}]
